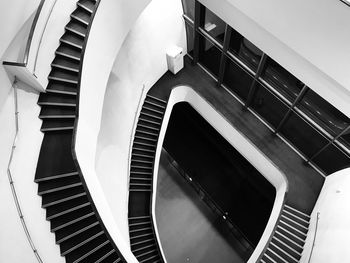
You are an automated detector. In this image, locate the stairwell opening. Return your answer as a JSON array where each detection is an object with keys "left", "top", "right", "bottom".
[{"left": 154, "top": 101, "right": 276, "bottom": 262}]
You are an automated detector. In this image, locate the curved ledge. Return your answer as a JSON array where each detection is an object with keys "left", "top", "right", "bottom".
[{"left": 151, "top": 86, "right": 288, "bottom": 262}]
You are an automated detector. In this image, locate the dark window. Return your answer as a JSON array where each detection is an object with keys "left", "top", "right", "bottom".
[
  {"left": 229, "top": 30, "right": 262, "bottom": 72},
  {"left": 203, "top": 8, "right": 225, "bottom": 44},
  {"left": 312, "top": 144, "right": 350, "bottom": 174},
  {"left": 262, "top": 58, "right": 304, "bottom": 102},
  {"left": 182, "top": 0, "right": 195, "bottom": 20},
  {"left": 339, "top": 131, "right": 350, "bottom": 149},
  {"left": 280, "top": 112, "right": 329, "bottom": 158},
  {"left": 299, "top": 89, "right": 350, "bottom": 137},
  {"left": 223, "top": 57, "right": 254, "bottom": 101},
  {"left": 185, "top": 23, "right": 194, "bottom": 56},
  {"left": 251, "top": 83, "right": 289, "bottom": 128},
  {"left": 198, "top": 35, "right": 221, "bottom": 77}
]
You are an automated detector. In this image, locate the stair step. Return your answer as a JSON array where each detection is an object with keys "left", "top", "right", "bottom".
[
  {"left": 55, "top": 216, "right": 98, "bottom": 243},
  {"left": 137, "top": 123, "right": 160, "bottom": 132},
  {"left": 135, "top": 129, "right": 158, "bottom": 138},
  {"left": 129, "top": 221, "right": 151, "bottom": 228},
  {"left": 35, "top": 131, "right": 76, "bottom": 181},
  {"left": 284, "top": 205, "right": 310, "bottom": 221},
  {"left": 71, "top": 8, "right": 91, "bottom": 26},
  {"left": 274, "top": 231, "right": 303, "bottom": 253},
  {"left": 276, "top": 226, "right": 305, "bottom": 246},
  {"left": 60, "top": 224, "right": 103, "bottom": 255},
  {"left": 279, "top": 219, "right": 307, "bottom": 238},
  {"left": 42, "top": 185, "right": 86, "bottom": 208},
  {"left": 35, "top": 171, "right": 79, "bottom": 183},
  {"left": 46, "top": 197, "right": 90, "bottom": 220},
  {"left": 270, "top": 242, "right": 298, "bottom": 262},
  {"left": 130, "top": 227, "right": 152, "bottom": 233},
  {"left": 282, "top": 209, "right": 310, "bottom": 228},
  {"left": 142, "top": 107, "right": 164, "bottom": 118},
  {"left": 146, "top": 95, "right": 167, "bottom": 105},
  {"left": 64, "top": 236, "right": 109, "bottom": 263},
  {"left": 144, "top": 100, "right": 166, "bottom": 110},
  {"left": 132, "top": 243, "right": 155, "bottom": 254},
  {"left": 131, "top": 159, "right": 153, "bottom": 165},
  {"left": 281, "top": 214, "right": 309, "bottom": 233},
  {"left": 39, "top": 114, "right": 75, "bottom": 119},
  {"left": 46, "top": 80, "right": 78, "bottom": 95},
  {"left": 60, "top": 32, "right": 84, "bottom": 49},
  {"left": 272, "top": 237, "right": 301, "bottom": 260},
  {"left": 266, "top": 247, "right": 289, "bottom": 263},
  {"left": 51, "top": 206, "right": 94, "bottom": 232},
  {"left": 77, "top": 0, "right": 95, "bottom": 13},
  {"left": 41, "top": 118, "right": 75, "bottom": 132},
  {"left": 52, "top": 56, "right": 80, "bottom": 73},
  {"left": 131, "top": 238, "right": 154, "bottom": 250},
  {"left": 89, "top": 246, "right": 120, "bottom": 263},
  {"left": 38, "top": 92, "right": 76, "bottom": 107},
  {"left": 131, "top": 153, "right": 154, "bottom": 160},
  {"left": 134, "top": 141, "right": 156, "bottom": 149},
  {"left": 262, "top": 253, "right": 277, "bottom": 263},
  {"left": 133, "top": 147, "right": 155, "bottom": 154},
  {"left": 38, "top": 174, "right": 81, "bottom": 194},
  {"left": 138, "top": 253, "right": 158, "bottom": 263},
  {"left": 140, "top": 111, "right": 162, "bottom": 121},
  {"left": 93, "top": 248, "right": 117, "bottom": 263},
  {"left": 56, "top": 45, "right": 81, "bottom": 61},
  {"left": 135, "top": 135, "right": 158, "bottom": 143},
  {"left": 39, "top": 106, "right": 75, "bottom": 119},
  {"left": 65, "top": 20, "right": 87, "bottom": 38},
  {"left": 139, "top": 118, "right": 162, "bottom": 127}
]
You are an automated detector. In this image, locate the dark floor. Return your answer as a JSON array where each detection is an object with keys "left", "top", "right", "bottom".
[
  {"left": 163, "top": 102, "right": 275, "bottom": 246},
  {"left": 155, "top": 150, "right": 246, "bottom": 263},
  {"left": 149, "top": 56, "right": 324, "bottom": 214}
]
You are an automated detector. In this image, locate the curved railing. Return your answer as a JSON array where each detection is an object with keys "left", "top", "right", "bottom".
[{"left": 7, "top": 78, "right": 43, "bottom": 263}]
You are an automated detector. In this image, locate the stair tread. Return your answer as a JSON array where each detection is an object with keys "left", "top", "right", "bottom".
[
  {"left": 55, "top": 216, "right": 98, "bottom": 243},
  {"left": 46, "top": 196, "right": 90, "bottom": 220},
  {"left": 38, "top": 92, "right": 77, "bottom": 105},
  {"left": 56, "top": 45, "right": 81, "bottom": 61},
  {"left": 52, "top": 56, "right": 80, "bottom": 73},
  {"left": 146, "top": 95, "right": 167, "bottom": 105},
  {"left": 77, "top": 0, "right": 95, "bottom": 13},
  {"left": 65, "top": 237, "right": 109, "bottom": 263},
  {"left": 35, "top": 131, "right": 76, "bottom": 180},
  {"left": 42, "top": 185, "right": 85, "bottom": 207},
  {"left": 61, "top": 32, "right": 84, "bottom": 49},
  {"left": 71, "top": 8, "right": 91, "bottom": 26},
  {"left": 51, "top": 206, "right": 94, "bottom": 231},
  {"left": 38, "top": 174, "right": 81, "bottom": 194},
  {"left": 65, "top": 20, "right": 87, "bottom": 38}
]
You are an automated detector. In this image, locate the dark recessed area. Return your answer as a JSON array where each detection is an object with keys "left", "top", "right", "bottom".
[{"left": 159, "top": 102, "right": 276, "bottom": 255}]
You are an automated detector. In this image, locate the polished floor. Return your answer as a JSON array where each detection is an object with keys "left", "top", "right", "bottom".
[
  {"left": 155, "top": 150, "right": 247, "bottom": 263},
  {"left": 149, "top": 56, "right": 324, "bottom": 214}
]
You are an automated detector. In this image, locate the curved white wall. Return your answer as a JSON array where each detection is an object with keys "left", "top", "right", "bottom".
[
  {"left": 95, "top": 0, "right": 186, "bottom": 245},
  {"left": 199, "top": 0, "right": 350, "bottom": 118},
  {"left": 152, "top": 86, "right": 288, "bottom": 263},
  {"left": 74, "top": 0, "right": 151, "bottom": 261},
  {"left": 301, "top": 168, "right": 350, "bottom": 263}
]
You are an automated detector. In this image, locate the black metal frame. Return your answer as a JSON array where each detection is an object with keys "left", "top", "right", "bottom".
[{"left": 183, "top": 0, "right": 350, "bottom": 176}]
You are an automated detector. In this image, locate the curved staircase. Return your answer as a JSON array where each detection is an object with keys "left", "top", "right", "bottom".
[
  {"left": 260, "top": 204, "right": 310, "bottom": 263},
  {"left": 35, "top": 0, "right": 125, "bottom": 262},
  {"left": 128, "top": 94, "right": 167, "bottom": 263}
]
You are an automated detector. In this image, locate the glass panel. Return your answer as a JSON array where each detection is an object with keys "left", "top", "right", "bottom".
[
  {"left": 203, "top": 8, "right": 225, "bottom": 44},
  {"left": 251, "top": 83, "right": 289, "bottom": 128},
  {"left": 198, "top": 35, "right": 221, "bottom": 77},
  {"left": 312, "top": 144, "right": 350, "bottom": 175},
  {"left": 299, "top": 88, "right": 350, "bottom": 136},
  {"left": 182, "top": 0, "right": 195, "bottom": 20},
  {"left": 185, "top": 23, "right": 194, "bottom": 57},
  {"left": 223, "top": 57, "right": 253, "bottom": 101},
  {"left": 262, "top": 58, "right": 304, "bottom": 102},
  {"left": 229, "top": 29, "right": 262, "bottom": 72},
  {"left": 280, "top": 112, "right": 329, "bottom": 158}
]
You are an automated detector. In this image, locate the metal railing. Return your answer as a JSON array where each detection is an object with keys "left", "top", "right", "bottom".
[
  {"left": 7, "top": 78, "right": 43, "bottom": 263},
  {"left": 127, "top": 85, "right": 146, "bottom": 181},
  {"left": 308, "top": 212, "right": 320, "bottom": 263},
  {"left": 3, "top": 0, "right": 58, "bottom": 76}
]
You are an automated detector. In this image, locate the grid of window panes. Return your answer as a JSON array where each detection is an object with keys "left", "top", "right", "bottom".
[{"left": 182, "top": 0, "right": 350, "bottom": 175}]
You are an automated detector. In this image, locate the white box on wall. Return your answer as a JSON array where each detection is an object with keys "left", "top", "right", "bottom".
[{"left": 166, "top": 46, "right": 183, "bottom": 74}]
